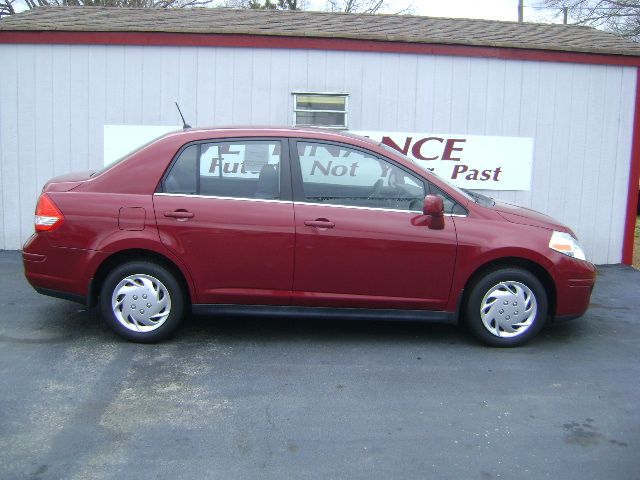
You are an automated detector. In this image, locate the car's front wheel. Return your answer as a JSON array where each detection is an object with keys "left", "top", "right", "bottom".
[
  {"left": 465, "top": 267, "right": 548, "bottom": 347},
  {"left": 100, "top": 261, "right": 185, "bottom": 343}
]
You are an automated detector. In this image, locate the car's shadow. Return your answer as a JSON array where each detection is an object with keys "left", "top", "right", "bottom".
[
  {"left": 178, "top": 313, "right": 473, "bottom": 347},
  {"left": 4, "top": 298, "right": 591, "bottom": 349}
]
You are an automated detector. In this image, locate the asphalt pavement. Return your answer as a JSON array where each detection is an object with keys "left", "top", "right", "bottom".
[{"left": 0, "top": 250, "right": 638, "bottom": 480}]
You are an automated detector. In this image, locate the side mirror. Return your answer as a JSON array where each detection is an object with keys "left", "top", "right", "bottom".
[{"left": 423, "top": 194, "right": 445, "bottom": 230}]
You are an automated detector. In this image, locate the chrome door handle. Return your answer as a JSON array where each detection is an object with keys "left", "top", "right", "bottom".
[
  {"left": 164, "top": 210, "right": 194, "bottom": 219},
  {"left": 304, "top": 219, "right": 335, "bottom": 228}
]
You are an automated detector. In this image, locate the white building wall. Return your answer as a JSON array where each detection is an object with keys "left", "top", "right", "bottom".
[{"left": 0, "top": 43, "right": 636, "bottom": 263}]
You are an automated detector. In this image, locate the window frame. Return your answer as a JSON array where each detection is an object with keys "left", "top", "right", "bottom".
[
  {"left": 288, "top": 139, "right": 430, "bottom": 213},
  {"left": 292, "top": 92, "right": 349, "bottom": 130},
  {"left": 157, "top": 137, "right": 293, "bottom": 202}
]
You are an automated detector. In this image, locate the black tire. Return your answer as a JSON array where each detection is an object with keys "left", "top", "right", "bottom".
[
  {"left": 100, "top": 261, "right": 185, "bottom": 343},
  {"left": 464, "top": 267, "right": 548, "bottom": 347}
]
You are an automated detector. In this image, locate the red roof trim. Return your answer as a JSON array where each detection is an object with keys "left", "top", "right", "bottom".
[
  {"left": 622, "top": 67, "right": 640, "bottom": 265},
  {"left": 1, "top": 31, "right": 640, "bottom": 66}
]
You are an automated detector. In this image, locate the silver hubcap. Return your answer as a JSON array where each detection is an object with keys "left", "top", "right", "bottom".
[
  {"left": 111, "top": 274, "right": 171, "bottom": 333},
  {"left": 480, "top": 281, "right": 537, "bottom": 338}
]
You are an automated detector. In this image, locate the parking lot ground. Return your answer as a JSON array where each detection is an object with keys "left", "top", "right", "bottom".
[{"left": 1, "top": 250, "right": 639, "bottom": 480}]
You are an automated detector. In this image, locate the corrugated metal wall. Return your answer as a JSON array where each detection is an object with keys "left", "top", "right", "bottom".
[{"left": 0, "top": 43, "right": 636, "bottom": 263}]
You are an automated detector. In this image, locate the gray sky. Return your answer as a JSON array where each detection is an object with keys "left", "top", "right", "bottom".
[
  {"left": 8, "top": 0, "right": 564, "bottom": 24},
  {"left": 305, "top": 0, "right": 561, "bottom": 23}
]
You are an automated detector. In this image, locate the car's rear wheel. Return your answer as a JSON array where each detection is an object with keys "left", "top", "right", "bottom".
[
  {"left": 100, "top": 261, "right": 185, "bottom": 343},
  {"left": 464, "top": 267, "right": 548, "bottom": 347}
]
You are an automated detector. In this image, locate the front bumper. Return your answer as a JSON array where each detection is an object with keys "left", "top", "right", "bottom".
[{"left": 552, "top": 255, "right": 597, "bottom": 318}]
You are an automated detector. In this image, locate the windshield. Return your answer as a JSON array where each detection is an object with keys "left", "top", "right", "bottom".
[{"left": 460, "top": 188, "right": 495, "bottom": 207}]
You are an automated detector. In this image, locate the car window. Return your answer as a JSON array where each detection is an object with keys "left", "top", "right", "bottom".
[
  {"left": 164, "top": 140, "right": 282, "bottom": 199},
  {"left": 164, "top": 144, "right": 198, "bottom": 194},
  {"left": 297, "top": 141, "right": 425, "bottom": 212},
  {"left": 428, "top": 182, "right": 467, "bottom": 215}
]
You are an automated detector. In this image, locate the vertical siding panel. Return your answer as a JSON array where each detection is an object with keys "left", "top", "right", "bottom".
[
  {"left": 251, "top": 49, "right": 272, "bottom": 124},
  {"left": 343, "top": 51, "right": 364, "bottom": 128},
  {"left": 69, "top": 45, "right": 90, "bottom": 171},
  {"left": 449, "top": 57, "right": 471, "bottom": 133},
  {"left": 51, "top": 46, "right": 72, "bottom": 176},
  {"left": 104, "top": 45, "right": 125, "bottom": 125},
  {"left": 160, "top": 47, "right": 180, "bottom": 124},
  {"left": 123, "top": 46, "right": 143, "bottom": 124},
  {"left": 34, "top": 45, "right": 55, "bottom": 199},
  {"left": 561, "top": 65, "right": 590, "bottom": 235},
  {"left": 213, "top": 48, "right": 235, "bottom": 125},
  {"left": 530, "top": 62, "right": 556, "bottom": 216},
  {"left": 306, "top": 50, "right": 327, "bottom": 92},
  {"left": 515, "top": 61, "right": 541, "bottom": 209},
  {"left": 178, "top": 47, "right": 198, "bottom": 125},
  {"left": 1, "top": 45, "right": 19, "bottom": 249},
  {"left": 481, "top": 60, "right": 507, "bottom": 203},
  {"left": 18, "top": 46, "right": 38, "bottom": 245},
  {"left": 195, "top": 47, "right": 216, "bottom": 126},
  {"left": 378, "top": 53, "right": 399, "bottom": 130},
  {"left": 466, "top": 58, "right": 489, "bottom": 135},
  {"left": 142, "top": 46, "right": 163, "bottom": 125},
  {"left": 545, "top": 66, "right": 573, "bottom": 222},
  {"left": 609, "top": 67, "right": 637, "bottom": 262},
  {"left": 269, "top": 49, "right": 291, "bottom": 125},
  {"left": 578, "top": 65, "right": 607, "bottom": 260},
  {"left": 500, "top": 61, "right": 523, "bottom": 205},
  {"left": 414, "top": 56, "right": 436, "bottom": 132},
  {"left": 592, "top": 66, "right": 624, "bottom": 263},
  {"left": 484, "top": 60, "right": 506, "bottom": 135},
  {"left": 16, "top": 45, "right": 38, "bottom": 247},
  {"left": 501, "top": 62, "right": 523, "bottom": 136},
  {"left": 231, "top": 48, "right": 253, "bottom": 124},
  {"left": 324, "top": 50, "right": 347, "bottom": 94},
  {"left": 288, "top": 49, "right": 309, "bottom": 91},
  {"left": 432, "top": 56, "right": 453, "bottom": 131},
  {"left": 361, "top": 53, "right": 383, "bottom": 129},
  {"left": 395, "top": 54, "right": 417, "bottom": 132},
  {"left": 88, "top": 46, "right": 107, "bottom": 168}
]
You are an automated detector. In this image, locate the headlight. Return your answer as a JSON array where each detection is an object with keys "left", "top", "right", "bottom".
[{"left": 549, "top": 231, "right": 586, "bottom": 261}]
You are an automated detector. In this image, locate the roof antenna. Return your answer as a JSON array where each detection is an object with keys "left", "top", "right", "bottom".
[{"left": 175, "top": 102, "right": 192, "bottom": 129}]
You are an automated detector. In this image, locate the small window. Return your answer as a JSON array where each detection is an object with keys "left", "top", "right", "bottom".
[
  {"left": 164, "top": 140, "right": 282, "bottom": 200},
  {"left": 428, "top": 183, "right": 467, "bottom": 216},
  {"left": 297, "top": 141, "right": 425, "bottom": 211},
  {"left": 164, "top": 145, "right": 198, "bottom": 195},
  {"left": 293, "top": 93, "right": 348, "bottom": 129}
]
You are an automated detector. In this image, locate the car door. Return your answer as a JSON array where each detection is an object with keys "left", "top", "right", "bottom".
[
  {"left": 153, "top": 138, "right": 295, "bottom": 305},
  {"left": 290, "top": 140, "right": 458, "bottom": 310}
]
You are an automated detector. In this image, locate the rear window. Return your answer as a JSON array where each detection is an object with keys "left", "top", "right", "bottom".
[{"left": 163, "top": 140, "right": 282, "bottom": 200}]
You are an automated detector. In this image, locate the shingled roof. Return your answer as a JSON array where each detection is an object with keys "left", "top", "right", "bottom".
[{"left": 2, "top": 6, "right": 640, "bottom": 57}]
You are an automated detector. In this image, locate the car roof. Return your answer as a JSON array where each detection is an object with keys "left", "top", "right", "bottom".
[{"left": 158, "top": 126, "right": 380, "bottom": 146}]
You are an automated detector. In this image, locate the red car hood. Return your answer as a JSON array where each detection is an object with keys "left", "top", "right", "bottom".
[{"left": 492, "top": 200, "right": 573, "bottom": 235}]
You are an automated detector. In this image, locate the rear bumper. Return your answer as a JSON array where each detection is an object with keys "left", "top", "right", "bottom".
[
  {"left": 33, "top": 286, "right": 87, "bottom": 305},
  {"left": 23, "top": 234, "right": 103, "bottom": 306}
]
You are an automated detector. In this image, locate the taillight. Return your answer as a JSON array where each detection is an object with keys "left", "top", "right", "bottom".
[{"left": 35, "top": 194, "right": 64, "bottom": 232}]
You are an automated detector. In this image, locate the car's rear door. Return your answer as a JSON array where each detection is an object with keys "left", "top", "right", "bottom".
[
  {"left": 290, "top": 140, "right": 458, "bottom": 310},
  {"left": 153, "top": 138, "right": 295, "bottom": 305}
]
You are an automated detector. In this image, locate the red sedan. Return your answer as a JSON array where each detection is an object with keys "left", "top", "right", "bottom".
[{"left": 22, "top": 127, "right": 595, "bottom": 346}]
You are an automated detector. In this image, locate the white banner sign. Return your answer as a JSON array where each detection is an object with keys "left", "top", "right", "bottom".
[
  {"left": 104, "top": 125, "right": 180, "bottom": 166},
  {"left": 353, "top": 131, "right": 533, "bottom": 191}
]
